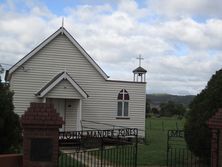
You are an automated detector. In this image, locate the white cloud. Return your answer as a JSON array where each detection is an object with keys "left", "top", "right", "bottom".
[
  {"left": 0, "top": 0, "right": 222, "bottom": 95},
  {"left": 149, "top": 0, "right": 222, "bottom": 19}
]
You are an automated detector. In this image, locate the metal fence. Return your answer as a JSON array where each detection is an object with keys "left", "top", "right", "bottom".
[
  {"left": 59, "top": 145, "right": 137, "bottom": 167},
  {"left": 166, "top": 130, "right": 211, "bottom": 167},
  {"left": 167, "top": 147, "right": 210, "bottom": 167},
  {"left": 58, "top": 128, "right": 138, "bottom": 167}
]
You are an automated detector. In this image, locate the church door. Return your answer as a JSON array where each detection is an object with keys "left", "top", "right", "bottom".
[{"left": 46, "top": 98, "right": 65, "bottom": 131}]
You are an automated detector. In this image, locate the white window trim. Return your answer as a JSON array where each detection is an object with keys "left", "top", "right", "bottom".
[{"left": 117, "top": 89, "right": 130, "bottom": 118}]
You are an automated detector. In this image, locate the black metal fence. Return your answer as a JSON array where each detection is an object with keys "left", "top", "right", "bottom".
[
  {"left": 59, "top": 145, "right": 137, "bottom": 167},
  {"left": 58, "top": 128, "right": 138, "bottom": 167},
  {"left": 167, "top": 147, "right": 210, "bottom": 167},
  {"left": 166, "top": 130, "right": 211, "bottom": 167}
]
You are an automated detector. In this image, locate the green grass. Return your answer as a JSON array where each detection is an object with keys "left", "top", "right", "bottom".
[
  {"left": 59, "top": 147, "right": 134, "bottom": 166},
  {"left": 59, "top": 153, "right": 84, "bottom": 167},
  {"left": 137, "top": 116, "right": 185, "bottom": 166}
]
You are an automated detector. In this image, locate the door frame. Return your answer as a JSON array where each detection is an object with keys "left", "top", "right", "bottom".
[{"left": 45, "top": 97, "right": 82, "bottom": 131}]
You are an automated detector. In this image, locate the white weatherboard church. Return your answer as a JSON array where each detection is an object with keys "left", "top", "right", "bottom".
[{"left": 5, "top": 27, "right": 147, "bottom": 136}]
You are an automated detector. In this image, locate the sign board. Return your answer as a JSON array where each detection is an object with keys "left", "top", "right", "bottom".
[{"left": 30, "top": 138, "right": 53, "bottom": 162}]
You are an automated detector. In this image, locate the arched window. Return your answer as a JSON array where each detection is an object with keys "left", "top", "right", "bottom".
[{"left": 117, "top": 89, "right": 129, "bottom": 117}]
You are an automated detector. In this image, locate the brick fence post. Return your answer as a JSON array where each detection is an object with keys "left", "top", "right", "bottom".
[
  {"left": 208, "top": 108, "right": 222, "bottom": 167},
  {"left": 21, "top": 102, "right": 63, "bottom": 167}
]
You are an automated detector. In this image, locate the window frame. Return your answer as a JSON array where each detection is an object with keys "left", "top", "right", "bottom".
[{"left": 117, "top": 89, "right": 130, "bottom": 119}]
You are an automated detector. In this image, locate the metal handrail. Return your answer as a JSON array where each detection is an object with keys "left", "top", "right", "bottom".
[
  {"left": 81, "top": 119, "right": 129, "bottom": 130},
  {"left": 81, "top": 119, "right": 146, "bottom": 135}
]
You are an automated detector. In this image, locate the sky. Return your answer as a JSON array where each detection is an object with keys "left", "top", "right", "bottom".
[{"left": 0, "top": 0, "right": 222, "bottom": 95}]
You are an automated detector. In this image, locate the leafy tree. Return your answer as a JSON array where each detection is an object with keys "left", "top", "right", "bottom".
[
  {"left": 160, "top": 101, "right": 175, "bottom": 116},
  {"left": 160, "top": 101, "right": 186, "bottom": 117},
  {"left": 146, "top": 99, "right": 151, "bottom": 118},
  {"left": 151, "top": 107, "right": 160, "bottom": 116},
  {"left": 184, "top": 69, "right": 222, "bottom": 159},
  {"left": 176, "top": 103, "right": 186, "bottom": 119},
  {"left": 0, "top": 80, "right": 21, "bottom": 153}
]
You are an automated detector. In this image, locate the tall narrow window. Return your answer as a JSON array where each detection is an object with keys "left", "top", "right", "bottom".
[{"left": 117, "top": 89, "right": 129, "bottom": 117}]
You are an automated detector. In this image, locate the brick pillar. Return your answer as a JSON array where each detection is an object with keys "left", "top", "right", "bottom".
[
  {"left": 211, "top": 129, "right": 219, "bottom": 167},
  {"left": 208, "top": 108, "right": 222, "bottom": 167},
  {"left": 21, "top": 103, "right": 63, "bottom": 167}
]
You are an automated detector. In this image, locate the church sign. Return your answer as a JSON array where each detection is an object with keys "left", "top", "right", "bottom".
[
  {"left": 59, "top": 128, "right": 138, "bottom": 140},
  {"left": 168, "top": 130, "right": 184, "bottom": 138},
  {"left": 30, "top": 138, "right": 53, "bottom": 161}
]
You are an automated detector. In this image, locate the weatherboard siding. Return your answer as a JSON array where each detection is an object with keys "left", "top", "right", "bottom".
[
  {"left": 10, "top": 33, "right": 146, "bottom": 136},
  {"left": 81, "top": 81, "right": 146, "bottom": 136},
  {"left": 65, "top": 99, "right": 78, "bottom": 131},
  {"left": 46, "top": 80, "right": 82, "bottom": 99}
]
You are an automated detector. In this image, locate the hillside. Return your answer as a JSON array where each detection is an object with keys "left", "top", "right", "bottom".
[{"left": 146, "top": 94, "right": 195, "bottom": 107}]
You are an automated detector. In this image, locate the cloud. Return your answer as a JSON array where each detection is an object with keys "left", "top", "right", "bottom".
[
  {"left": 149, "top": 0, "right": 222, "bottom": 19},
  {"left": 0, "top": 0, "right": 222, "bottom": 95}
]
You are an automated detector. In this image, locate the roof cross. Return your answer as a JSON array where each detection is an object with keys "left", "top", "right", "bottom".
[{"left": 137, "top": 54, "right": 144, "bottom": 67}]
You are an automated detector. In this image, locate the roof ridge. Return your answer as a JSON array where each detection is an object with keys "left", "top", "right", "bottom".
[
  {"left": 36, "top": 71, "right": 88, "bottom": 98},
  {"left": 6, "top": 27, "right": 109, "bottom": 80}
]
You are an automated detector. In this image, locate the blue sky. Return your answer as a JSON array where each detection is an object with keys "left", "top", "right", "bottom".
[{"left": 0, "top": 0, "right": 222, "bottom": 95}]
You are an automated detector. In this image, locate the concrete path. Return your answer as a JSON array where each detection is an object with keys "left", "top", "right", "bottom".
[{"left": 61, "top": 149, "right": 114, "bottom": 167}]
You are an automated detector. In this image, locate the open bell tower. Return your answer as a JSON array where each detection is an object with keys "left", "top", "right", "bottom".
[{"left": 133, "top": 55, "right": 147, "bottom": 82}]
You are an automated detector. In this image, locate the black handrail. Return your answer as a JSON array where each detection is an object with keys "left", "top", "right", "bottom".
[
  {"left": 81, "top": 119, "right": 146, "bottom": 138},
  {"left": 81, "top": 119, "right": 129, "bottom": 130}
]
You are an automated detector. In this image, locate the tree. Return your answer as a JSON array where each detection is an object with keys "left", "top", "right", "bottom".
[
  {"left": 0, "top": 80, "right": 21, "bottom": 153},
  {"left": 184, "top": 69, "right": 222, "bottom": 159},
  {"left": 146, "top": 99, "right": 151, "bottom": 118},
  {"left": 159, "top": 101, "right": 186, "bottom": 117},
  {"left": 151, "top": 107, "right": 160, "bottom": 115},
  {"left": 175, "top": 103, "right": 186, "bottom": 119},
  {"left": 160, "top": 101, "right": 175, "bottom": 116}
]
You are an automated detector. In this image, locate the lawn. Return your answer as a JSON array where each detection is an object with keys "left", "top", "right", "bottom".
[
  {"left": 59, "top": 153, "right": 83, "bottom": 167},
  {"left": 137, "top": 116, "right": 185, "bottom": 166}
]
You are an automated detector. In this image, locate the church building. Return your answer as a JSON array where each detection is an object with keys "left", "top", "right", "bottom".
[{"left": 5, "top": 27, "right": 147, "bottom": 136}]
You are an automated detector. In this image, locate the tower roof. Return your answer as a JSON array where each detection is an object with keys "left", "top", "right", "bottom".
[{"left": 133, "top": 66, "right": 147, "bottom": 73}]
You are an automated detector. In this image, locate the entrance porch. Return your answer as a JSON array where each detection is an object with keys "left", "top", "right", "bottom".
[{"left": 46, "top": 98, "right": 82, "bottom": 131}]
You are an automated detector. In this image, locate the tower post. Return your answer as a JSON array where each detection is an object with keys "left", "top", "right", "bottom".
[{"left": 133, "top": 55, "right": 147, "bottom": 82}]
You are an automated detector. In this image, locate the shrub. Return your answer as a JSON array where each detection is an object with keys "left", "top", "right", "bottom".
[
  {"left": 0, "top": 80, "right": 21, "bottom": 153},
  {"left": 185, "top": 69, "right": 222, "bottom": 158}
]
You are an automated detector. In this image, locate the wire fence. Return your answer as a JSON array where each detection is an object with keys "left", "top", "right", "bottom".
[
  {"left": 144, "top": 117, "right": 185, "bottom": 145},
  {"left": 146, "top": 117, "right": 185, "bottom": 131}
]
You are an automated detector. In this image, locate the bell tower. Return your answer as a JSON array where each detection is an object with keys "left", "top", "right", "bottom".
[{"left": 133, "top": 55, "right": 147, "bottom": 82}]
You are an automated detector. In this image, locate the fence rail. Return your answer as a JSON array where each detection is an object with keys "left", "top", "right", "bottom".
[
  {"left": 81, "top": 119, "right": 148, "bottom": 145},
  {"left": 59, "top": 128, "right": 138, "bottom": 167},
  {"left": 167, "top": 147, "right": 210, "bottom": 167},
  {"left": 166, "top": 130, "right": 211, "bottom": 167},
  {"left": 59, "top": 145, "right": 137, "bottom": 167}
]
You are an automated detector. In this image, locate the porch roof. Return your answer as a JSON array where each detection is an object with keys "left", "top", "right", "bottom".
[{"left": 36, "top": 71, "right": 89, "bottom": 99}]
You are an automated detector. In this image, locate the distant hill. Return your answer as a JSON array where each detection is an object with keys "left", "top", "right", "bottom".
[{"left": 146, "top": 94, "right": 195, "bottom": 108}]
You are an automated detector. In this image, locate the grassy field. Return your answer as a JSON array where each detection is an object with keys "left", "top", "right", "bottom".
[{"left": 137, "top": 116, "right": 185, "bottom": 166}]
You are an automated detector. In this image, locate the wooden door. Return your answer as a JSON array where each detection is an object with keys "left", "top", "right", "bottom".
[{"left": 47, "top": 98, "right": 65, "bottom": 131}]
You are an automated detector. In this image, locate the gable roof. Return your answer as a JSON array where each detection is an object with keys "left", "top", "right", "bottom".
[
  {"left": 36, "top": 71, "right": 88, "bottom": 99},
  {"left": 6, "top": 27, "right": 109, "bottom": 81}
]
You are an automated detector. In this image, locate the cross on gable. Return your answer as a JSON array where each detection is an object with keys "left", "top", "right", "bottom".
[{"left": 137, "top": 54, "right": 144, "bottom": 67}]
